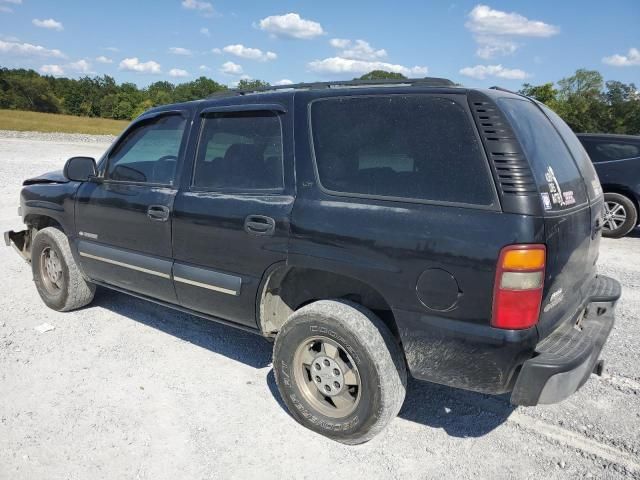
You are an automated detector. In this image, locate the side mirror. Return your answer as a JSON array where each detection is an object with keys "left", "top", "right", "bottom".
[{"left": 63, "top": 156, "right": 97, "bottom": 182}]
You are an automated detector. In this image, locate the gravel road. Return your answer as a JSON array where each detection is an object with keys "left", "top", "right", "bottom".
[{"left": 1, "top": 131, "right": 639, "bottom": 480}]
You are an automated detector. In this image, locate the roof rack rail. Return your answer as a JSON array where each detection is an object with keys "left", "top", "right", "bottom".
[{"left": 207, "top": 77, "right": 456, "bottom": 98}]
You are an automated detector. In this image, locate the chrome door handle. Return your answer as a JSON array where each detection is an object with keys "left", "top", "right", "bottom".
[
  {"left": 147, "top": 205, "right": 170, "bottom": 222},
  {"left": 244, "top": 215, "right": 275, "bottom": 236}
]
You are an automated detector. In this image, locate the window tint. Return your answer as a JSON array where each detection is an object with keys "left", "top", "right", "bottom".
[
  {"left": 310, "top": 95, "right": 495, "bottom": 206},
  {"left": 193, "top": 111, "right": 283, "bottom": 191},
  {"left": 107, "top": 114, "right": 186, "bottom": 185},
  {"left": 581, "top": 138, "right": 640, "bottom": 163},
  {"left": 498, "top": 98, "right": 588, "bottom": 209},
  {"left": 540, "top": 105, "right": 602, "bottom": 200}
]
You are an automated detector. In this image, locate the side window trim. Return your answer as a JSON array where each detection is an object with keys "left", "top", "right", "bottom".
[
  {"left": 190, "top": 107, "right": 285, "bottom": 194},
  {"left": 306, "top": 94, "right": 500, "bottom": 211},
  {"left": 102, "top": 110, "right": 188, "bottom": 187}
]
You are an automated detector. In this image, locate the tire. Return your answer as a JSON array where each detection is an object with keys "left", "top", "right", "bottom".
[
  {"left": 602, "top": 193, "right": 638, "bottom": 238},
  {"left": 31, "top": 227, "right": 95, "bottom": 311},
  {"left": 273, "top": 299, "right": 407, "bottom": 444}
]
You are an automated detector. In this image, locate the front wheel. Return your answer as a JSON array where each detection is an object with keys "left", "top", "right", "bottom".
[
  {"left": 273, "top": 300, "right": 407, "bottom": 444},
  {"left": 31, "top": 227, "right": 96, "bottom": 311},
  {"left": 602, "top": 193, "right": 638, "bottom": 238}
]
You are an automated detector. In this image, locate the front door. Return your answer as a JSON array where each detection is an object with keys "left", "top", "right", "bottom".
[
  {"left": 171, "top": 104, "right": 294, "bottom": 328},
  {"left": 75, "top": 110, "right": 190, "bottom": 302}
]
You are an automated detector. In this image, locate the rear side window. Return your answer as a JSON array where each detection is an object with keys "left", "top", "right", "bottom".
[
  {"left": 541, "top": 106, "right": 602, "bottom": 201},
  {"left": 580, "top": 138, "right": 640, "bottom": 163},
  {"left": 310, "top": 95, "right": 495, "bottom": 206},
  {"left": 497, "top": 98, "right": 588, "bottom": 210},
  {"left": 193, "top": 111, "right": 283, "bottom": 191}
]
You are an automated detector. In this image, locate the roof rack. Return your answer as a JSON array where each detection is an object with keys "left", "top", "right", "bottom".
[{"left": 207, "top": 77, "right": 456, "bottom": 98}]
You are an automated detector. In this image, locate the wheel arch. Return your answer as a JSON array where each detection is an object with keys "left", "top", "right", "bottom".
[{"left": 256, "top": 264, "right": 400, "bottom": 341}]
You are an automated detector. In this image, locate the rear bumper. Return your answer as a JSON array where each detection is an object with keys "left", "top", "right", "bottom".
[{"left": 510, "top": 275, "right": 621, "bottom": 406}]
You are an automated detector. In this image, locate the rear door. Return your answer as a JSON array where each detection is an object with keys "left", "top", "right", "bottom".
[
  {"left": 497, "top": 98, "right": 601, "bottom": 337},
  {"left": 171, "top": 102, "right": 294, "bottom": 328}
]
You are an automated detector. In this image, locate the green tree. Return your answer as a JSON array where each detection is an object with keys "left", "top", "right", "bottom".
[
  {"left": 357, "top": 70, "right": 407, "bottom": 81},
  {"left": 236, "top": 79, "right": 270, "bottom": 90},
  {"left": 519, "top": 82, "right": 558, "bottom": 106}
]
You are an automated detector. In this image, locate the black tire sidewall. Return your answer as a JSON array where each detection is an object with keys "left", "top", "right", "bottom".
[
  {"left": 274, "top": 315, "right": 384, "bottom": 442},
  {"left": 32, "top": 230, "right": 71, "bottom": 311},
  {"left": 603, "top": 193, "right": 638, "bottom": 238}
]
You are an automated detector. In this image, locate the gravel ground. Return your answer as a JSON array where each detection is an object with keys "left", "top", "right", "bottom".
[{"left": 1, "top": 132, "right": 639, "bottom": 480}]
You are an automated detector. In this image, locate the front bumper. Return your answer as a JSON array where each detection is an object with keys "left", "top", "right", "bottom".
[
  {"left": 510, "top": 275, "right": 621, "bottom": 406},
  {"left": 4, "top": 229, "right": 31, "bottom": 262}
]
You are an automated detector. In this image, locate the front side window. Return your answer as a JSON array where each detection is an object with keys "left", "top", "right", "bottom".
[
  {"left": 193, "top": 111, "right": 283, "bottom": 191},
  {"left": 310, "top": 95, "right": 496, "bottom": 206},
  {"left": 106, "top": 114, "right": 186, "bottom": 185}
]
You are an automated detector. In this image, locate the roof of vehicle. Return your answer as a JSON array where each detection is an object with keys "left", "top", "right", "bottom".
[{"left": 143, "top": 78, "right": 526, "bottom": 116}]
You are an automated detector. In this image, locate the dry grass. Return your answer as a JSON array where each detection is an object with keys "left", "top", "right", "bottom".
[{"left": 0, "top": 109, "right": 129, "bottom": 135}]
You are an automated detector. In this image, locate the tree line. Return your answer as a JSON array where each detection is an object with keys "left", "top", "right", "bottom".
[{"left": 1, "top": 67, "right": 638, "bottom": 134}]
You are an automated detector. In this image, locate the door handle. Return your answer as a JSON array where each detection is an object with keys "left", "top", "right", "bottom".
[
  {"left": 147, "top": 205, "right": 170, "bottom": 222},
  {"left": 244, "top": 215, "right": 276, "bottom": 236}
]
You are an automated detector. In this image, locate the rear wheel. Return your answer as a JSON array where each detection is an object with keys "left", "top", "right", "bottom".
[
  {"left": 273, "top": 300, "right": 406, "bottom": 444},
  {"left": 31, "top": 227, "right": 95, "bottom": 311},
  {"left": 602, "top": 193, "right": 638, "bottom": 238}
]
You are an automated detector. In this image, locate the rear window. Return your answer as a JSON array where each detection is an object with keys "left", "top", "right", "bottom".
[
  {"left": 580, "top": 138, "right": 640, "bottom": 163},
  {"left": 310, "top": 95, "right": 496, "bottom": 206},
  {"left": 497, "top": 98, "right": 588, "bottom": 210}
]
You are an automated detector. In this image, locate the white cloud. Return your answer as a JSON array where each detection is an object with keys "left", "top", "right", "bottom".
[
  {"left": 212, "top": 47, "right": 222, "bottom": 54},
  {"left": 465, "top": 5, "right": 558, "bottom": 59},
  {"left": 32, "top": 18, "right": 64, "bottom": 31},
  {"left": 169, "top": 68, "right": 190, "bottom": 78},
  {"left": 181, "top": 0, "right": 214, "bottom": 16},
  {"left": 258, "top": 13, "right": 324, "bottom": 39},
  {"left": 222, "top": 44, "right": 277, "bottom": 62},
  {"left": 459, "top": 64, "right": 529, "bottom": 80},
  {"left": 199, "top": 64, "right": 211, "bottom": 71},
  {"left": 169, "top": 47, "right": 193, "bottom": 56},
  {"left": 475, "top": 36, "right": 518, "bottom": 59},
  {"left": 0, "top": 0, "right": 21, "bottom": 13},
  {"left": 274, "top": 79, "right": 293, "bottom": 86},
  {"left": 0, "top": 39, "right": 65, "bottom": 58},
  {"left": 39, "top": 64, "right": 64, "bottom": 76},
  {"left": 603, "top": 48, "right": 640, "bottom": 67},
  {"left": 466, "top": 5, "right": 559, "bottom": 37},
  {"left": 69, "top": 59, "right": 93, "bottom": 74},
  {"left": 119, "top": 57, "right": 161, "bottom": 74},
  {"left": 329, "top": 39, "right": 387, "bottom": 60},
  {"left": 105, "top": 46, "right": 119, "bottom": 52},
  {"left": 96, "top": 55, "right": 113, "bottom": 64},
  {"left": 220, "top": 61, "right": 243, "bottom": 75},
  {"left": 200, "top": 27, "right": 210, "bottom": 37},
  {"left": 308, "top": 57, "right": 427, "bottom": 77}
]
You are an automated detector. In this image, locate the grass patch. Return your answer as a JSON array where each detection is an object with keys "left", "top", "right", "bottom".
[{"left": 0, "top": 109, "right": 129, "bottom": 135}]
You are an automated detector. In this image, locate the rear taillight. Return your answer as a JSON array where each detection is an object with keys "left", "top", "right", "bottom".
[{"left": 492, "top": 244, "right": 546, "bottom": 330}]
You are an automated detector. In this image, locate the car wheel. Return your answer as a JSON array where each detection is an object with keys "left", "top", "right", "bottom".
[
  {"left": 31, "top": 227, "right": 96, "bottom": 311},
  {"left": 273, "top": 299, "right": 407, "bottom": 444},
  {"left": 602, "top": 193, "right": 638, "bottom": 238}
]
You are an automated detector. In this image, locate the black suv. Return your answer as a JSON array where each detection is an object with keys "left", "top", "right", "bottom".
[
  {"left": 577, "top": 133, "right": 640, "bottom": 238},
  {"left": 5, "top": 79, "right": 621, "bottom": 444}
]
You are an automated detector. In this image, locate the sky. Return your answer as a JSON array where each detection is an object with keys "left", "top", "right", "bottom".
[{"left": 0, "top": 0, "right": 639, "bottom": 89}]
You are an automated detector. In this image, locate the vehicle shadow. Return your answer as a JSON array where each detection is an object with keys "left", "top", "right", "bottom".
[{"left": 93, "top": 287, "right": 515, "bottom": 438}]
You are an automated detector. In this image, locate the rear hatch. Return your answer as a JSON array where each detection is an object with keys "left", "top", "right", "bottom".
[{"left": 498, "top": 97, "right": 604, "bottom": 338}]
